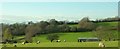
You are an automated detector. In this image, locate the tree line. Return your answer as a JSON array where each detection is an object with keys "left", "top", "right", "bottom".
[{"left": 1, "top": 16, "right": 119, "bottom": 43}]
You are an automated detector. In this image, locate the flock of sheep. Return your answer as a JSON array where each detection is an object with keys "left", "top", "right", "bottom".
[
  {"left": 13, "top": 40, "right": 105, "bottom": 47},
  {"left": 13, "top": 40, "right": 66, "bottom": 47}
]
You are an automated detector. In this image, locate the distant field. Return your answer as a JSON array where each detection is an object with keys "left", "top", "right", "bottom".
[
  {"left": 33, "top": 32, "right": 95, "bottom": 42},
  {"left": 4, "top": 41, "right": 118, "bottom": 47},
  {"left": 96, "top": 22, "right": 118, "bottom": 27},
  {"left": 14, "top": 31, "right": 118, "bottom": 43},
  {"left": 68, "top": 22, "right": 118, "bottom": 27}
]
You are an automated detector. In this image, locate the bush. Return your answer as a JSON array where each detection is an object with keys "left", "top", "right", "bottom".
[{"left": 47, "top": 34, "right": 59, "bottom": 42}]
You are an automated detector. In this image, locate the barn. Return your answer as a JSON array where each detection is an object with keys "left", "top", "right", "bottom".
[{"left": 78, "top": 38, "right": 101, "bottom": 42}]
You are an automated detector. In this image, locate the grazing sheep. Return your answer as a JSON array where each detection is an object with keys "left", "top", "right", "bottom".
[
  {"left": 22, "top": 42, "right": 25, "bottom": 45},
  {"left": 64, "top": 40, "right": 66, "bottom": 42},
  {"left": 99, "top": 42, "right": 105, "bottom": 47},
  {"left": 56, "top": 40, "right": 61, "bottom": 42},
  {"left": 36, "top": 41, "right": 40, "bottom": 44}
]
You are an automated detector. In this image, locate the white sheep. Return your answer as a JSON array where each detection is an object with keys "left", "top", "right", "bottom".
[
  {"left": 37, "top": 41, "right": 40, "bottom": 44},
  {"left": 57, "top": 40, "right": 61, "bottom": 42},
  {"left": 64, "top": 40, "right": 66, "bottom": 42},
  {"left": 99, "top": 42, "right": 105, "bottom": 47},
  {"left": 22, "top": 42, "right": 25, "bottom": 45}
]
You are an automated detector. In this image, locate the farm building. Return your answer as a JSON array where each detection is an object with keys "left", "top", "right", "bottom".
[{"left": 78, "top": 38, "right": 101, "bottom": 42}]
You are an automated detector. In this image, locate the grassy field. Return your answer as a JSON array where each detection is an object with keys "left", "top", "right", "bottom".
[
  {"left": 96, "top": 22, "right": 118, "bottom": 27},
  {"left": 14, "top": 30, "right": 118, "bottom": 43},
  {"left": 3, "top": 22, "right": 118, "bottom": 47},
  {"left": 33, "top": 32, "right": 95, "bottom": 42},
  {"left": 3, "top": 41, "right": 118, "bottom": 47},
  {"left": 8, "top": 31, "right": 118, "bottom": 47},
  {"left": 68, "top": 22, "right": 118, "bottom": 27}
]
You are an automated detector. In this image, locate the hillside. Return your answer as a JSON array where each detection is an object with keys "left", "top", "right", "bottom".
[
  {"left": 3, "top": 22, "right": 118, "bottom": 47},
  {"left": 32, "top": 32, "right": 94, "bottom": 42},
  {"left": 13, "top": 22, "right": 118, "bottom": 42},
  {"left": 68, "top": 22, "right": 118, "bottom": 27}
]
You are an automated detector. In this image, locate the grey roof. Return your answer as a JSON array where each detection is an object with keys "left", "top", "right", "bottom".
[{"left": 78, "top": 37, "right": 99, "bottom": 39}]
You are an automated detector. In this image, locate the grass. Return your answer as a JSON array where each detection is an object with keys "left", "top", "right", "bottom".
[
  {"left": 33, "top": 32, "right": 95, "bottom": 42},
  {"left": 9, "top": 31, "right": 118, "bottom": 47},
  {"left": 3, "top": 41, "right": 118, "bottom": 47},
  {"left": 68, "top": 22, "right": 118, "bottom": 27},
  {"left": 14, "top": 31, "right": 118, "bottom": 43},
  {"left": 14, "top": 36, "right": 24, "bottom": 40},
  {"left": 95, "top": 22, "right": 118, "bottom": 27},
  {"left": 5, "top": 22, "right": 118, "bottom": 47}
]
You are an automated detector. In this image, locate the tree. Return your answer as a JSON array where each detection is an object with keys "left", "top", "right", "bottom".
[
  {"left": 25, "top": 32, "right": 33, "bottom": 43},
  {"left": 78, "top": 17, "right": 97, "bottom": 31},
  {"left": 3, "top": 28, "right": 13, "bottom": 42},
  {"left": 46, "top": 19, "right": 59, "bottom": 33},
  {"left": 70, "top": 27, "right": 77, "bottom": 32},
  {"left": 49, "top": 19, "right": 59, "bottom": 25},
  {"left": 58, "top": 24, "right": 70, "bottom": 32},
  {"left": 35, "top": 21, "right": 49, "bottom": 34},
  {"left": 47, "top": 34, "right": 59, "bottom": 42},
  {"left": 94, "top": 26, "right": 116, "bottom": 41},
  {"left": 10, "top": 23, "right": 26, "bottom": 35},
  {"left": 118, "top": 23, "right": 120, "bottom": 31},
  {"left": 25, "top": 24, "right": 38, "bottom": 43}
]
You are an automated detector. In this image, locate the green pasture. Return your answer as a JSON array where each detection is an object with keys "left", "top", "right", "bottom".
[
  {"left": 3, "top": 22, "right": 118, "bottom": 47},
  {"left": 33, "top": 32, "right": 95, "bottom": 42},
  {"left": 3, "top": 41, "right": 118, "bottom": 47}
]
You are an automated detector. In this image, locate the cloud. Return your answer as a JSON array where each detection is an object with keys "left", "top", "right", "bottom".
[{"left": 0, "top": 15, "right": 40, "bottom": 23}]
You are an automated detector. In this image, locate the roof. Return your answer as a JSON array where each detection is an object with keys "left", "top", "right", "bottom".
[{"left": 78, "top": 38, "right": 99, "bottom": 39}]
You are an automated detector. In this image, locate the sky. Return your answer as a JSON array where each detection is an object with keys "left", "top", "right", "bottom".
[
  {"left": 0, "top": 0, "right": 120, "bottom": 2},
  {"left": 0, "top": 0, "right": 119, "bottom": 24}
]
